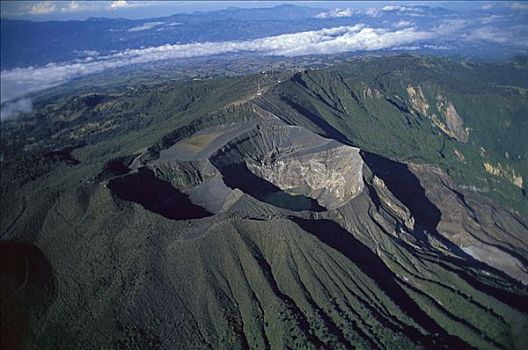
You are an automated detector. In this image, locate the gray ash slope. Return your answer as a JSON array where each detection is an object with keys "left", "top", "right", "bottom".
[{"left": 1, "top": 56, "right": 528, "bottom": 349}]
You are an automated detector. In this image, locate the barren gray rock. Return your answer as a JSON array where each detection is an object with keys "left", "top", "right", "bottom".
[{"left": 245, "top": 127, "right": 364, "bottom": 209}]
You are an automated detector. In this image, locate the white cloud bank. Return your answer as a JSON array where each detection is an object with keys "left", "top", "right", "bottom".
[
  {"left": 3, "top": 1, "right": 170, "bottom": 18},
  {"left": 25, "top": 1, "right": 100, "bottom": 16},
  {"left": 393, "top": 20, "right": 414, "bottom": 28},
  {"left": 109, "top": 1, "right": 129, "bottom": 9},
  {"left": 0, "top": 98, "right": 32, "bottom": 120},
  {"left": 128, "top": 21, "right": 165, "bottom": 32},
  {"left": 315, "top": 8, "right": 355, "bottom": 18},
  {"left": 1, "top": 25, "right": 434, "bottom": 105},
  {"left": 315, "top": 5, "right": 425, "bottom": 18},
  {"left": 29, "top": 1, "right": 56, "bottom": 15}
]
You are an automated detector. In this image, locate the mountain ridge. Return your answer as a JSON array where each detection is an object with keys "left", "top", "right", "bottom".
[{"left": 1, "top": 55, "right": 527, "bottom": 349}]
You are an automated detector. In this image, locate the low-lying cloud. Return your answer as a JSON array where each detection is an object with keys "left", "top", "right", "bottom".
[
  {"left": 315, "top": 8, "right": 355, "bottom": 18},
  {"left": 0, "top": 98, "right": 33, "bottom": 120},
  {"left": 129, "top": 21, "right": 165, "bottom": 32},
  {"left": 393, "top": 20, "right": 414, "bottom": 28},
  {"left": 315, "top": 5, "right": 425, "bottom": 18},
  {"left": 2, "top": 18, "right": 525, "bottom": 118},
  {"left": 0, "top": 24, "right": 433, "bottom": 105}
]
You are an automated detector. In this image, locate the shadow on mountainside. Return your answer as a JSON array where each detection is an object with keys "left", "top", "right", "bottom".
[
  {"left": 290, "top": 217, "right": 473, "bottom": 349},
  {"left": 108, "top": 167, "right": 211, "bottom": 220},
  {"left": 212, "top": 161, "right": 325, "bottom": 212},
  {"left": 1, "top": 242, "right": 57, "bottom": 350}
]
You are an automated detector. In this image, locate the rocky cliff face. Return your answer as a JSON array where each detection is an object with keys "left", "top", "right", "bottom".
[
  {"left": 247, "top": 145, "right": 363, "bottom": 209},
  {"left": 142, "top": 120, "right": 365, "bottom": 212},
  {"left": 438, "top": 98, "right": 469, "bottom": 143},
  {"left": 406, "top": 85, "right": 469, "bottom": 143},
  {"left": 409, "top": 163, "right": 528, "bottom": 284},
  {"left": 130, "top": 115, "right": 527, "bottom": 288},
  {"left": 407, "top": 85, "right": 429, "bottom": 115},
  {"left": 243, "top": 125, "right": 364, "bottom": 209}
]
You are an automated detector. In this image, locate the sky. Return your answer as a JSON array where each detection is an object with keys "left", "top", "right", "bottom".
[{"left": 0, "top": 1, "right": 496, "bottom": 21}]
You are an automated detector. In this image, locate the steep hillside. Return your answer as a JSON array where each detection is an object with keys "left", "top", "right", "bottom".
[
  {"left": 259, "top": 55, "right": 528, "bottom": 215},
  {"left": 1, "top": 56, "right": 527, "bottom": 349}
]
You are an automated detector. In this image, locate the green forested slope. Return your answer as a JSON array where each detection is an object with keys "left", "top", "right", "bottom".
[
  {"left": 261, "top": 55, "right": 528, "bottom": 215},
  {"left": 1, "top": 55, "right": 527, "bottom": 350}
]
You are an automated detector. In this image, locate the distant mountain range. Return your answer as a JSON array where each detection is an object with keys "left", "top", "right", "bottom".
[{"left": 2, "top": 4, "right": 527, "bottom": 71}]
